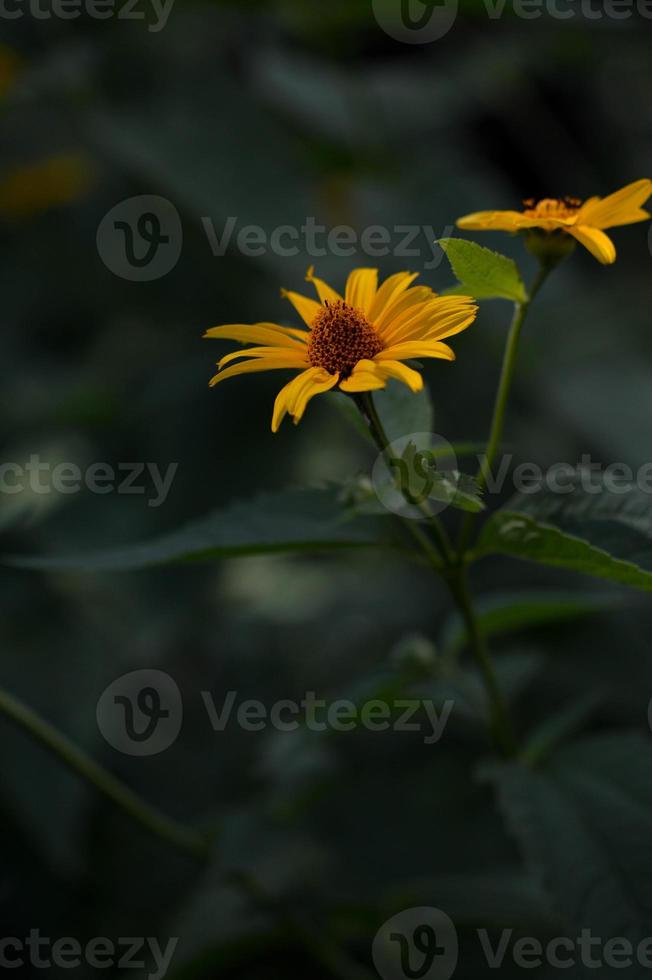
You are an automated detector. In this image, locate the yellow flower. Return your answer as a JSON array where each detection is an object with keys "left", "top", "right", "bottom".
[
  {"left": 457, "top": 179, "right": 652, "bottom": 264},
  {"left": 0, "top": 44, "right": 21, "bottom": 99},
  {"left": 205, "top": 268, "right": 477, "bottom": 431},
  {"left": 0, "top": 154, "right": 95, "bottom": 219}
]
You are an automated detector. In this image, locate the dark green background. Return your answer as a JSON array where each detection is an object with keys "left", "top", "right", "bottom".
[{"left": 1, "top": 2, "right": 652, "bottom": 977}]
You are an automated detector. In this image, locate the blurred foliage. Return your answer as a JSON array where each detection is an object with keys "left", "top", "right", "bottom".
[{"left": 1, "top": 2, "right": 652, "bottom": 978}]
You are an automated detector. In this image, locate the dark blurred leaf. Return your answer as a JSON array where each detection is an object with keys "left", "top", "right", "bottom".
[
  {"left": 440, "top": 590, "right": 620, "bottom": 659},
  {"left": 331, "top": 380, "right": 435, "bottom": 448},
  {"left": 477, "top": 476, "right": 652, "bottom": 593},
  {"left": 374, "top": 379, "right": 435, "bottom": 444},
  {"left": 425, "top": 652, "right": 545, "bottom": 728},
  {"left": 387, "top": 871, "right": 557, "bottom": 931},
  {"left": 4, "top": 489, "right": 388, "bottom": 572},
  {"left": 494, "top": 735, "right": 652, "bottom": 973},
  {"left": 439, "top": 239, "right": 527, "bottom": 303},
  {"left": 523, "top": 693, "right": 604, "bottom": 765},
  {"left": 0, "top": 499, "right": 36, "bottom": 535}
]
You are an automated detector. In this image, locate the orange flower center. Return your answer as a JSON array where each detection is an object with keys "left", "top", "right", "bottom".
[
  {"left": 308, "top": 300, "right": 383, "bottom": 378},
  {"left": 522, "top": 197, "right": 582, "bottom": 220}
]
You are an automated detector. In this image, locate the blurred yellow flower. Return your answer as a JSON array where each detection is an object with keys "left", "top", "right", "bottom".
[
  {"left": 0, "top": 154, "right": 95, "bottom": 219},
  {"left": 457, "top": 179, "right": 652, "bottom": 264},
  {"left": 205, "top": 267, "right": 477, "bottom": 431},
  {"left": 0, "top": 44, "right": 21, "bottom": 99}
]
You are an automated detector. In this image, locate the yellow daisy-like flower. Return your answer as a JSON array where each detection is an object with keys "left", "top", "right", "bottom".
[
  {"left": 0, "top": 154, "right": 95, "bottom": 219},
  {"left": 205, "top": 268, "right": 477, "bottom": 431},
  {"left": 457, "top": 179, "right": 652, "bottom": 265}
]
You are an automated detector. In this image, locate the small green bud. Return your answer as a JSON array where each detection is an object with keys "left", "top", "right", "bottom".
[
  {"left": 523, "top": 229, "right": 577, "bottom": 267},
  {"left": 390, "top": 633, "right": 438, "bottom": 675}
]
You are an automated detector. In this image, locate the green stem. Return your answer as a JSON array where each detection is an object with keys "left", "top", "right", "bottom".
[
  {"left": 354, "top": 391, "right": 454, "bottom": 568},
  {"left": 0, "top": 685, "right": 212, "bottom": 861},
  {"left": 354, "top": 391, "right": 517, "bottom": 756},
  {"left": 458, "top": 263, "right": 551, "bottom": 554},
  {"left": 447, "top": 571, "right": 517, "bottom": 757}
]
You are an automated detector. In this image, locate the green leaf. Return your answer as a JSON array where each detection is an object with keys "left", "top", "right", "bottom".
[
  {"left": 438, "top": 238, "right": 527, "bottom": 303},
  {"left": 373, "top": 378, "right": 434, "bottom": 444},
  {"left": 3, "top": 489, "right": 387, "bottom": 573},
  {"left": 494, "top": 735, "right": 652, "bottom": 960},
  {"left": 427, "top": 469, "right": 485, "bottom": 513},
  {"left": 477, "top": 475, "right": 652, "bottom": 593},
  {"left": 523, "top": 692, "right": 604, "bottom": 765},
  {"left": 387, "top": 440, "right": 484, "bottom": 513},
  {"left": 440, "top": 590, "right": 621, "bottom": 659},
  {"left": 359, "top": 451, "right": 484, "bottom": 517},
  {"left": 329, "top": 379, "right": 434, "bottom": 448}
]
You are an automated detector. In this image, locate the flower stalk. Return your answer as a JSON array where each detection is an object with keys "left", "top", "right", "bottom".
[
  {"left": 0, "top": 684, "right": 212, "bottom": 861},
  {"left": 353, "top": 391, "right": 517, "bottom": 757},
  {"left": 458, "top": 261, "right": 551, "bottom": 555}
]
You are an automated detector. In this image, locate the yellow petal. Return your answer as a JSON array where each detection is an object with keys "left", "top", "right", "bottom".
[
  {"left": 373, "top": 359, "right": 424, "bottom": 392},
  {"left": 204, "top": 322, "right": 308, "bottom": 348},
  {"left": 569, "top": 225, "right": 616, "bottom": 264},
  {"left": 280, "top": 289, "right": 321, "bottom": 327},
  {"left": 271, "top": 367, "right": 338, "bottom": 432},
  {"left": 339, "top": 359, "right": 386, "bottom": 393},
  {"left": 423, "top": 309, "right": 477, "bottom": 342},
  {"left": 218, "top": 346, "right": 308, "bottom": 369},
  {"left": 209, "top": 356, "right": 305, "bottom": 387},
  {"left": 576, "top": 179, "right": 652, "bottom": 230},
  {"left": 374, "top": 286, "right": 434, "bottom": 336},
  {"left": 368, "top": 271, "right": 420, "bottom": 323},
  {"left": 345, "top": 268, "right": 378, "bottom": 315},
  {"left": 456, "top": 210, "right": 527, "bottom": 232},
  {"left": 305, "top": 266, "right": 342, "bottom": 305},
  {"left": 382, "top": 297, "right": 477, "bottom": 346},
  {"left": 377, "top": 341, "right": 455, "bottom": 362}
]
